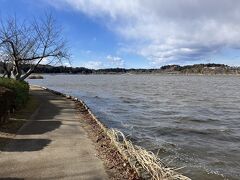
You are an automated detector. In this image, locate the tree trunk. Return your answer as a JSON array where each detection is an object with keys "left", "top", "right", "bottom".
[{"left": 19, "top": 69, "right": 33, "bottom": 81}]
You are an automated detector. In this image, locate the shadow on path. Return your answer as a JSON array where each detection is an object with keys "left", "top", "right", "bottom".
[
  {"left": 0, "top": 178, "right": 24, "bottom": 180},
  {"left": 0, "top": 89, "right": 64, "bottom": 152},
  {"left": 0, "top": 86, "right": 109, "bottom": 180},
  {"left": 17, "top": 120, "right": 61, "bottom": 135},
  {"left": 0, "top": 137, "right": 51, "bottom": 152}
]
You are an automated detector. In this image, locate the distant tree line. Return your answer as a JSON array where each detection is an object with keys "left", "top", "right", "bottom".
[{"left": 0, "top": 62, "right": 240, "bottom": 75}]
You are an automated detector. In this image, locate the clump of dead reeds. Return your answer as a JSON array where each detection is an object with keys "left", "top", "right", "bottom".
[{"left": 106, "top": 129, "right": 190, "bottom": 180}]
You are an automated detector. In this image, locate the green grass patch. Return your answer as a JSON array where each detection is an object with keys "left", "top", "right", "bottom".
[
  {"left": 12, "top": 95, "right": 39, "bottom": 120},
  {"left": 0, "top": 77, "right": 29, "bottom": 108},
  {"left": 0, "top": 95, "right": 40, "bottom": 148}
]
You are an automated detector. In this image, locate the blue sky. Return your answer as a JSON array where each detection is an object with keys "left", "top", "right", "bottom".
[{"left": 0, "top": 0, "right": 240, "bottom": 68}]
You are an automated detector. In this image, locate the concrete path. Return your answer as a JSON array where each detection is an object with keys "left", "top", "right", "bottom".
[{"left": 0, "top": 86, "right": 109, "bottom": 180}]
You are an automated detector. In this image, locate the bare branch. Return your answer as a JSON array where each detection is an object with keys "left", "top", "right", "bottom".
[{"left": 0, "top": 13, "right": 70, "bottom": 80}]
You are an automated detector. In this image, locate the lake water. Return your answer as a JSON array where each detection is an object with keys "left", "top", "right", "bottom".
[{"left": 28, "top": 74, "right": 240, "bottom": 180}]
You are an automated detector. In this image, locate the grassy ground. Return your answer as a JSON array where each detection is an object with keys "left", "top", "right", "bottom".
[{"left": 0, "top": 95, "right": 40, "bottom": 148}]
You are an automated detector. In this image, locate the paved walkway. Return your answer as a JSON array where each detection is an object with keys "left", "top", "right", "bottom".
[{"left": 0, "top": 86, "right": 108, "bottom": 180}]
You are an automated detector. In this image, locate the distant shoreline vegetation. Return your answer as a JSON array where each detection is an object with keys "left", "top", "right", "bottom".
[{"left": 1, "top": 62, "right": 240, "bottom": 75}]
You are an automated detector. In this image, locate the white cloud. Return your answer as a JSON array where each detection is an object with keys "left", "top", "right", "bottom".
[
  {"left": 63, "top": 62, "right": 71, "bottom": 67},
  {"left": 106, "top": 55, "right": 125, "bottom": 67},
  {"left": 40, "top": 57, "right": 49, "bottom": 64},
  {"left": 48, "top": 0, "right": 240, "bottom": 65},
  {"left": 82, "top": 61, "right": 104, "bottom": 69},
  {"left": 81, "top": 56, "right": 125, "bottom": 69}
]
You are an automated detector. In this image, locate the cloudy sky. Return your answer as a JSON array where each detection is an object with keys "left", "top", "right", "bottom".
[{"left": 1, "top": 0, "right": 240, "bottom": 68}]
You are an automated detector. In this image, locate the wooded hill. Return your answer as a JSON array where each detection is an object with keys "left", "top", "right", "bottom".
[{"left": 1, "top": 62, "right": 239, "bottom": 75}]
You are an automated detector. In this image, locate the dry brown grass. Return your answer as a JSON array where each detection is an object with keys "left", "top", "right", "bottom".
[{"left": 107, "top": 129, "right": 190, "bottom": 180}]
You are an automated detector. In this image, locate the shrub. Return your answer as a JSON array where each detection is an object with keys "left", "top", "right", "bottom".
[{"left": 0, "top": 78, "right": 29, "bottom": 108}]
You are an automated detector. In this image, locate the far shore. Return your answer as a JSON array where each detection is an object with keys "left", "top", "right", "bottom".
[{"left": 28, "top": 72, "right": 240, "bottom": 76}]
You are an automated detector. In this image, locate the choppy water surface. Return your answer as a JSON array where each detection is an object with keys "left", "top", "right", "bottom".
[{"left": 28, "top": 74, "right": 240, "bottom": 179}]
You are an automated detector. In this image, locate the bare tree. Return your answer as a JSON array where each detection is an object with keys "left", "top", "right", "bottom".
[{"left": 0, "top": 14, "right": 69, "bottom": 81}]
